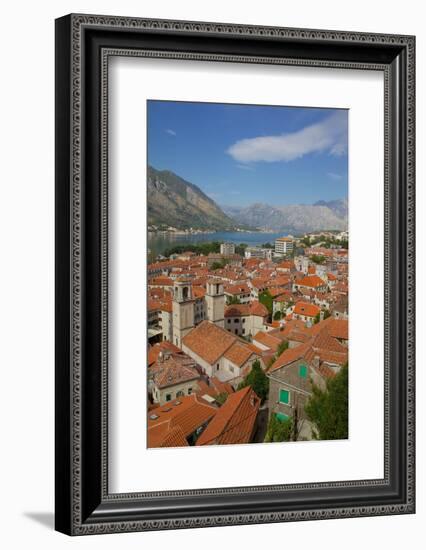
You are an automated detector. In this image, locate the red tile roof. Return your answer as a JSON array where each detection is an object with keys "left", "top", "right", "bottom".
[
  {"left": 269, "top": 343, "right": 311, "bottom": 372},
  {"left": 159, "top": 426, "right": 189, "bottom": 447},
  {"left": 297, "top": 275, "right": 327, "bottom": 288},
  {"left": 196, "top": 377, "right": 234, "bottom": 400},
  {"left": 224, "top": 300, "right": 268, "bottom": 318},
  {"left": 276, "top": 260, "right": 295, "bottom": 270},
  {"left": 224, "top": 283, "right": 251, "bottom": 295},
  {"left": 269, "top": 317, "right": 348, "bottom": 374},
  {"left": 182, "top": 321, "right": 237, "bottom": 365},
  {"left": 147, "top": 395, "right": 217, "bottom": 448},
  {"left": 253, "top": 331, "right": 283, "bottom": 352},
  {"left": 293, "top": 301, "right": 320, "bottom": 318},
  {"left": 196, "top": 386, "right": 260, "bottom": 446},
  {"left": 223, "top": 341, "right": 256, "bottom": 367},
  {"left": 149, "top": 276, "right": 174, "bottom": 286},
  {"left": 148, "top": 341, "right": 182, "bottom": 367},
  {"left": 150, "top": 354, "right": 200, "bottom": 389},
  {"left": 248, "top": 301, "right": 269, "bottom": 317}
]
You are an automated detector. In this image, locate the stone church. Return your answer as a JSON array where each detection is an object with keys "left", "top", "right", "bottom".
[{"left": 170, "top": 278, "right": 225, "bottom": 348}]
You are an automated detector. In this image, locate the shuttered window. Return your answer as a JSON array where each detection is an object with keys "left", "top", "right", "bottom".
[
  {"left": 279, "top": 389, "right": 290, "bottom": 404},
  {"left": 276, "top": 412, "right": 289, "bottom": 422},
  {"left": 299, "top": 364, "right": 308, "bottom": 378}
]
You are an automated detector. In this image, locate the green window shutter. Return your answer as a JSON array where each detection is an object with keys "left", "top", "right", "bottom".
[
  {"left": 279, "top": 389, "right": 289, "bottom": 404},
  {"left": 299, "top": 364, "right": 308, "bottom": 378},
  {"left": 276, "top": 412, "right": 289, "bottom": 423}
]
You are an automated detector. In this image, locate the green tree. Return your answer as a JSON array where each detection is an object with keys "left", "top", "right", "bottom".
[
  {"left": 276, "top": 340, "right": 289, "bottom": 357},
  {"left": 259, "top": 289, "right": 273, "bottom": 315},
  {"left": 273, "top": 310, "right": 283, "bottom": 321},
  {"left": 311, "top": 254, "right": 326, "bottom": 264},
  {"left": 227, "top": 295, "right": 241, "bottom": 305},
  {"left": 305, "top": 364, "right": 348, "bottom": 440},
  {"left": 238, "top": 360, "right": 269, "bottom": 402},
  {"left": 163, "top": 241, "right": 222, "bottom": 258},
  {"left": 323, "top": 309, "right": 331, "bottom": 320},
  {"left": 211, "top": 259, "right": 229, "bottom": 270},
  {"left": 267, "top": 340, "right": 289, "bottom": 370},
  {"left": 264, "top": 414, "right": 293, "bottom": 443},
  {"left": 314, "top": 312, "right": 321, "bottom": 324},
  {"left": 235, "top": 243, "right": 248, "bottom": 256},
  {"left": 215, "top": 392, "right": 228, "bottom": 405}
]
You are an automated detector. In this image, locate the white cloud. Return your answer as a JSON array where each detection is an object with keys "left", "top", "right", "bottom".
[
  {"left": 165, "top": 128, "right": 176, "bottom": 136},
  {"left": 227, "top": 111, "right": 347, "bottom": 163},
  {"left": 327, "top": 171, "right": 343, "bottom": 181},
  {"left": 236, "top": 164, "right": 255, "bottom": 171}
]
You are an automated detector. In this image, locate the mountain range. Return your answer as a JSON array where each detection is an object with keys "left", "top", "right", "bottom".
[
  {"left": 222, "top": 199, "right": 348, "bottom": 233},
  {"left": 147, "top": 166, "right": 348, "bottom": 233}
]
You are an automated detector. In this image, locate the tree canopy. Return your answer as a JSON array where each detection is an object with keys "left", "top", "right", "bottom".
[
  {"left": 264, "top": 414, "right": 293, "bottom": 443},
  {"left": 310, "top": 254, "right": 326, "bottom": 264},
  {"left": 305, "top": 364, "right": 348, "bottom": 440},
  {"left": 259, "top": 289, "right": 273, "bottom": 315},
  {"left": 238, "top": 359, "right": 269, "bottom": 403}
]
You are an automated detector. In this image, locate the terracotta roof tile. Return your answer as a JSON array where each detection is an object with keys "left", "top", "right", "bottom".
[
  {"left": 224, "top": 283, "right": 251, "bottom": 295},
  {"left": 150, "top": 354, "right": 200, "bottom": 389},
  {"left": 253, "top": 331, "right": 282, "bottom": 352},
  {"left": 297, "top": 275, "right": 327, "bottom": 288},
  {"left": 147, "top": 395, "right": 217, "bottom": 448},
  {"left": 224, "top": 300, "right": 268, "bottom": 318},
  {"left": 182, "top": 321, "right": 237, "bottom": 365},
  {"left": 269, "top": 343, "right": 311, "bottom": 372},
  {"left": 148, "top": 341, "right": 182, "bottom": 367},
  {"left": 196, "top": 387, "right": 260, "bottom": 446},
  {"left": 293, "top": 301, "right": 320, "bottom": 318},
  {"left": 223, "top": 341, "right": 255, "bottom": 367}
]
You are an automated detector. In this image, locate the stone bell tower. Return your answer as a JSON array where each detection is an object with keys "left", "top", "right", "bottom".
[
  {"left": 172, "top": 279, "right": 195, "bottom": 348},
  {"left": 205, "top": 278, "right": 225, "bottom": 328}
]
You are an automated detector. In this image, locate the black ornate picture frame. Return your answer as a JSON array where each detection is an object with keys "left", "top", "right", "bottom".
[{"left": 55, "top": 14, "right": 415, "bottom": 535}]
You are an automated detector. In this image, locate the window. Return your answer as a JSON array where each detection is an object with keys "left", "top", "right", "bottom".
[
  {"left": 227, "top": 319, "right": 231, "bottom": 324},
  {"left": 299, "top": 364, "right": 308, "bottom": 378},
  {"left": 188, "top": 387, "right": 192, "bottom": 395},
  {"left": 234, "top": 319, "right": 239, "bottom": 323},
  {"left": 242, "top": 318, "right": 246, "bottom": 323},
  {"left": 279, "top": 388, "right": 290, "bottom": 404},
  {"left": 166, "top": 394, "right": 172, "bottom": 402},
  {"left": 216, "top": 364, "right": 219, "bottom": 370},
  {"left": 242, "top": 329, "right": 245, "bottom": 335},
  {"left": 235, "top": 329, "right": 238, "bottom": 334},
  {"left": 276, "top": 412, "right": 289, "bottom": 423}
]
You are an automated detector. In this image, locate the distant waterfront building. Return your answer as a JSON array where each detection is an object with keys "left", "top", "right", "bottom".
[
  {"left": 275, "top": 236, "right": 294, "bottom": 256},
  {"left": 207, "top": 253, "right": 242, "bottom": 268},
  {"left": 220, "top": 242, "right": 235, "bottom": 255},
  {"left": 244, "top": 246, "right": 272, "bottom": 260}
]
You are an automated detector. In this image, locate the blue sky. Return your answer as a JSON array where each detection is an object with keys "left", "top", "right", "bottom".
[{"left": 147, "top": 101, "right": 348, "bottom": 207}]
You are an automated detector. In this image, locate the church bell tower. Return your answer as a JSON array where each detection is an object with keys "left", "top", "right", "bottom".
[
  {"left": 205, "top": 278, "right": 225, "bottom": 328},
  {"left": 172, "top": 279, "right": 195, "bottom": 348}
]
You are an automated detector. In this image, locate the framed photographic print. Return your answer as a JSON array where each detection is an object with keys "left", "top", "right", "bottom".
[{"left": 55, "top": 14, "right": 415, "bottom": 535}]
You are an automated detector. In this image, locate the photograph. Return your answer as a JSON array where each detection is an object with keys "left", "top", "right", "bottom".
[
  {"left": 52, "top": 10, "right": 415, "bottom": 538},
  {"left": 146, "top": 101, "right": 349, "bottom": 448}
]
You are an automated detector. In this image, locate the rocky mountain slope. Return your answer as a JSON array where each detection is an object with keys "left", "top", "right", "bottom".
[{"left": 147, "top": 166, "right": 237, "bottom": 230}]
